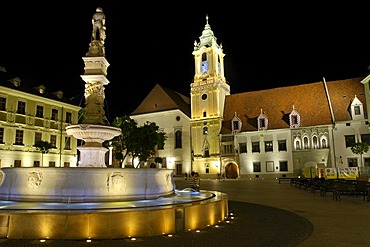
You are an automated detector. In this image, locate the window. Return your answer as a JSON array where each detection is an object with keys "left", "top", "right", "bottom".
[
  {"left": 252, "top": 142, "right": 260, "bottom": 153},
  {"left": 364, "top": 158, "right": 370, "bottom": 167},
  {"left": 34, "top": 132, "right": 42, "bottom": 145},
  {"left": 258, "top": 110, "right": 268, "bottom": 130},
  {"left": 223, "top": 144, "right": 233, "bottom": 154},
  {"left": 15, "top": 130, "right": 24, "bottom": 145},
  {"left": 66, "top": 112, "right": 72, "bottom": 123},
  {"left": 175, "top": 130, "right": 182, "bottom": 149},
  {"left": 348, "top": 158, "right": 358, "bottom": 167},
  {"left": 303, "top": 136, "right": 309, "bottom": 149},
  {"left": 231, "top": 113, "right": 242, "bottom": 133},
  {"left": 253, "top": 162, "right": 261, "bottom": 172},
  {"left": 321, "top": 138, "right": 327, "bottom": 148},
  {"left": 14, "top": 160, "right": 21, "bottom": 167},
  {"left": 289, "top": 106, "right": 301, "bottom": 128},
  {"left": 279, "top": 161, "right": 288, "bottom": 171},
  {"left": 291, "top": 115, "right": 298, "bottom": 125},
  {"left": 0, "top": 128, "right": 4, "bottom": 144},
  {"left": 239, "top": 143, "right": 247, "bottom": 153},
  {"left": 259, "top": 118, "right": 265, "bottom": 128},
  {"left": 51, "top": 109, "right": 58, "bottom": 121},
  {"left": 50, "top": 135, "right": 57, "bottom": 148},
  {"left": 203, "top": 126, "right": 208, "bottom": 135},
  {"left": 64, "top": 162, "right": 70, "bottom": 167},
  {"left": 354, "top": 105, "right": 361, "bottom": 115},
  {"left": 345, "top": 135, "right": 356, "bottom": 148},
  {"left": 201, "top": 94, "right": 207, "bottom": 100},
  {"left": 201, "top": 53, "right": 208, "bottom": 73},
  {"left": 36, "top": 105, "right": 44, "bottom": 118},
  {"left": 312, "top": 136, "right": 318, "bottom": 149},
  {"left": 34, "top": 161, "right": 40, "bottom": 167},
  {"left": 233, "top": 121, "right": 239, "bottom": 131},
  {"left": 49, "top": 161, "right": 56, "bottom": 167},
  {"left": 265, "top": 141, "right": 273, "bottom": 152},
  {"left": 278, "top": 140, "right": 287, "bottom": 151},
  {"left": 203, "top": 111, "right": 207, "bottom": 117},
  {"left": 361, "top": 134, "right": 370, "bottom": 145},
  {"left": 295, "top": 140, "right": 301, "bottom": 150},
  {"left": 266, "top": 161, "right": 274, "bottom": 172},
  {"left": 64, "top": 136, "right": 71, "bottom": 150},
  {"left": 0, "top": 97, "right": 6, "bottom": 111},
  {"left": 17, "top": 101, "right": 26, "bottom": 114},
  {"left": 203, "top": 147, "right": 210, "bottom": 158}
]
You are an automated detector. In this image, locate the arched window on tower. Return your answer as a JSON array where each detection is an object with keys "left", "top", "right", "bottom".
[{"left": 201, "top": 52, "right": 208, "bottom": 74}]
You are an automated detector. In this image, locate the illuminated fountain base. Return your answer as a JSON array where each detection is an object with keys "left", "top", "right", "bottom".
[{"left": 0, "top": 168, "right": 228, "bottom": 239}]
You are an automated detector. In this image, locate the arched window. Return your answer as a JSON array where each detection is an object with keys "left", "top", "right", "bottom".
[
  {"left": 175, "top": 130, "right": 182, "bottom": 149},
  {"left": 321, "top": 137, "right": 328, "bottom": 149},
  {"left": 312, "top": 136, "right": 318, "bottom": 149},
  {"left": 295, "top": 139, "right": 301, "bottom": 150},
  {"left": 303, "top": 136, "right": 309, "bottom": 149}
]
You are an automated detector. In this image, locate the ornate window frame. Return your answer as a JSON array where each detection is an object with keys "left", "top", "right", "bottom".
[
  {"left": 231, "top": 112, "right": 242, "bottom": 134},
  {"left": 289, "top": 105, "right": 301, "bottom": 128},
  {"left": 257, "top": 109, "right": 268, "bottom": 131}
]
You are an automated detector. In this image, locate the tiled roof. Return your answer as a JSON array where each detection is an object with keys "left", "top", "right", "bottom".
[
  {"left": 221, "top": 77, "right": 365, "bottom": 134},
  {"left": 131, "top": 83, "right": 191, "bottom": 117},
  {"left": 0, "top": 68, "right": 79, "bottom": 106}
]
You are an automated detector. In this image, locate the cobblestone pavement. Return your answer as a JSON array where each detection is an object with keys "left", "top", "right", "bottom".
[{"left": 1, "top": 177, "right": 369, "bottom": 246}]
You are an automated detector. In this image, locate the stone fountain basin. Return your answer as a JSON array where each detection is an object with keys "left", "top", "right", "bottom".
[
  {"left": 0, "top": 168, "right": 175, "bottom": 202},
  {"left": 66, "top": 124, "right": 121, "bottom": 143}
]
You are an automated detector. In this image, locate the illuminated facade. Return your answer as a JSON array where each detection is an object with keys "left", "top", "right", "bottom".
[
  {"left": 131, "top": 84, "right": 192, "bottom": 175},
  {"left": 131, "top": 17, "right": 370, "bottom": 179},
  {"left": 0, "top": 67, "right": 81, "bottom": 167}
]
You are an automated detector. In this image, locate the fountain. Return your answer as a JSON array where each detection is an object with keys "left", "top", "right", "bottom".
[{"left": 0, "top": 7, "right": 228, "bottom": 240}]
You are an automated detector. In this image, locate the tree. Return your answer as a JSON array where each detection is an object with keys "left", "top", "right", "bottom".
[
  {"left": 112, "top": 116, "right": 167, "bottom": 168},
  {"left": 350, "top": 142, "right": 369, "bottom": 167},
  {"left": 34, "top": 141, "right": 52, "bottom": 167},
  {"left": 112, "top": 115, "right": 138, "bottom": 167}
]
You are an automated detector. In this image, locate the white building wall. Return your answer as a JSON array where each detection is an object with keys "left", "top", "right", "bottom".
[{"left": 131, "top": 110, "right": 191, "bottom": 175}]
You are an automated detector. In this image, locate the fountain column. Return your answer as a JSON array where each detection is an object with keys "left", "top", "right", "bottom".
[{"left": 66, "top": 7, "right": 121, "bottom": 167}]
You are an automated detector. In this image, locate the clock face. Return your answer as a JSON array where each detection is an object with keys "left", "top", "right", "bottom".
[{"left": 202, "top": 61, "right": 208, "bottom": 73}]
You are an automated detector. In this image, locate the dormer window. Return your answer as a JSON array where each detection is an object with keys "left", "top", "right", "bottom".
[
  {"left": 9, "top": 77, "right": 21, "bottom": 87},
  {"left": 35, "top": 85, "right": 46, "bottom": 94},
  {"left": 231, "top": 112, "right": 242, "bottom": 134},
  {"left": 258, "top": 109, "right": 268, "bottom": 131},
  {"left": 289, "top": 105, "right": 301, "bottom": 128},
  {"left": 54, "top": 90, "right": 64, "bottom": 99},
  {"left": 350, "top": 95, "right": 364, "bottom": 120}
]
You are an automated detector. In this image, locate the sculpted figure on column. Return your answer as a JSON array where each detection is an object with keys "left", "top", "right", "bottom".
[{"left": 91, "top": 7, "right": 106, "bottom": 43}]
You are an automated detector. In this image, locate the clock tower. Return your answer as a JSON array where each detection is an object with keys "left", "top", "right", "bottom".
[{"left": 190, "top": 16, "right": 230, "bottom": 177}]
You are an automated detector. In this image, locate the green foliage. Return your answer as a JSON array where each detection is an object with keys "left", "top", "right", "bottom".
[
  {"left": 155, "top": 157, "right": 163, "bottom": 164},
  {"left": 350, "top": 142, "right": 369, "bottom": 155},
  {"left": 350, "top": 142, "right": 369, "bottom": 167},
  {"left": 34, "top": 141, "right": 52, "bottom": 154},
  {"left": 112, "top": 116, "right": 167, "bottom": 168}
]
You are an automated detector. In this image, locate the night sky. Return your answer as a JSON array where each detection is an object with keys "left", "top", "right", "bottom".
[{"left": 2, "top": 2, "right": 370, "bottom": 122}]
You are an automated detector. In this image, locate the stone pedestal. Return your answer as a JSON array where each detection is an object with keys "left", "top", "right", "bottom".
[{"left": 66, "top": 124, "right": 121, "bottom": 167}]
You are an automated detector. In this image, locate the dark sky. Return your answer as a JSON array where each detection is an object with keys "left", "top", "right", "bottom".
[{"left": 2, "top": 2, "right": 370, "bottom": 122}]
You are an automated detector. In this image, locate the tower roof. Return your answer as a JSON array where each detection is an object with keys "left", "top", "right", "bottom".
[{"left": 194, "top": 15, "right": 220, "bottom": 50}]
